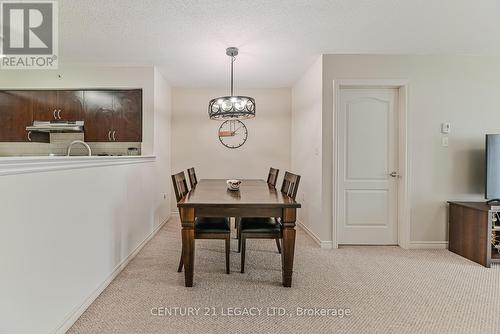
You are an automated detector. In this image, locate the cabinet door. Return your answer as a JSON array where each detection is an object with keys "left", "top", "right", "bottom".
[
  {"left": 0, "top": 91, "right": 33, "bottom": 142},
  {"left": 57, "top": 91, "right": 84, "bottom": 120},
  {"left": 32, "top": 91, "right": 57, "bottom": 121},
  {"left": 83, "top": 91, "right": 114, "bottom": 142},
  {"left": 112, "top": 90, "right": 142, "bottom": 142}
]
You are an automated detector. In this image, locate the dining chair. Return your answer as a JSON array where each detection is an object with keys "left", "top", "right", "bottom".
[
  {"left": 235, "top": 167, "right": 281, "bottom": 232},
  {"left": 267, "top": 167, "right": 279, "bottom": 187},
  {"left": 187, "top": 167, "right": 198, "bottom": 188},
  {"left": 172, "top": 171, "right": 231, "bottom": 274},
  {"left": 238, "top": 171, "right": 301, "bottom": 273}
]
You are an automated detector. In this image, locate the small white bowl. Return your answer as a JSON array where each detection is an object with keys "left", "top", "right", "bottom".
[{"left": 226, "top": 179, "right": 241, "bottom": 191}]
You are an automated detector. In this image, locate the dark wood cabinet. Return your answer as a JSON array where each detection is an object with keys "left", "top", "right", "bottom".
[
  {"left": 32, "top": 90, "right": 57, "bottom": 121},
  {"left": 113, "top": 90, "right": 142, "bottom": 142},
  {"left": 57, "top": 91, "right": 84, "bottom": 120},
  {"left": 83, "top": 89, "right": 142, "bottom": 142},
  {"left": 0, "top": 89, "right": 142, "bottom": 143},
  {"left": 32, "top": 90, "right": 84, "bottom": 121},
  {"left": 83, "top": 91, "right": 114, "bottom": 142},
  {"left": 0, "top": 91, "right": 33, "bottom": 142},
  {"left": 448, "top": 201, "right": 500, "bottom": 267}
]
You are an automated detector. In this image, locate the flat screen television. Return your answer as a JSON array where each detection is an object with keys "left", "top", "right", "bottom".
[{"left": 486, "top": 134, "right": 500, "bottom": 202}]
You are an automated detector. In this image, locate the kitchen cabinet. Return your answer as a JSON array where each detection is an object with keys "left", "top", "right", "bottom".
[
  {"left": 113, "top": 90, "right": 142, "bottom": 142},
  {"left": 58, "top": 91, "right": 85, "bottom": 120},
  {"left": 0, "top": 91, "right": 33, "bottom": 142},
  {"left": 32, "top": 90, "right": 56, "bottom": 121},
  {"left": 0, "top": 89, "right": 142, "bottom": 143},
  {"left": 32, "top": 90, "right": 84, "bottom": 121},
  {"left": 84, "top": 90, "right": 142, "bottom": 142},
  {"left": 83, "top": 90, "right": 114, "bottom": 142}
]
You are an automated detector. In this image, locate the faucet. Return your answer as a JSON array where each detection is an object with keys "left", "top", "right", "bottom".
[{"left": 67, "top": 140, "right": 92, "bottom": 156}]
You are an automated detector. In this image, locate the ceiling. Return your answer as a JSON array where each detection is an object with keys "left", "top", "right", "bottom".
[{"left": 59, "top": 0, "right": 500, "bottom": 88}]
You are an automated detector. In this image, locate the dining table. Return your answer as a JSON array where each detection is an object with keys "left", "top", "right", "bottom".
[{"left": 177, "top": 179, "right": 301, "bottom": 287}]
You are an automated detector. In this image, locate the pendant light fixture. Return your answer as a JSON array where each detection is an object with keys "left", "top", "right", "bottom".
[{"left": 208, "top": 47, "right": 256, "bottom": 120}]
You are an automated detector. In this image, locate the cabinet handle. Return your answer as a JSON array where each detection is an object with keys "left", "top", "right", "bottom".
[
  {"left": 27, "top": 131, "right": 32, "bottom": 142},
  {"left": 112, "top": 130, "right": 116, "bottom": 141},
  {"left": 57, "top": 109, "right": 62, "bottom": 119},
  {"left": 53, "top": 109, "right": 57, "bottom": 119},
  {"left": 108, "top": 130, "right": 112, "bottom": 141}
]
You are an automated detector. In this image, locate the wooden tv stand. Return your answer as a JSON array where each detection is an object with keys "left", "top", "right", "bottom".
[{"left": 448, "top": 201, "right": 500, "bottom": 267}]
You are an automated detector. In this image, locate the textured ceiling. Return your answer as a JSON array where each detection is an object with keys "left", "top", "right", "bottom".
[{"left": 59, "top": 0, "right": 500, "bottom": 88}]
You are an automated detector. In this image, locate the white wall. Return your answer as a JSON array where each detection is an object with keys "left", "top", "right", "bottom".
[
  {"left": 154, "top": 68, "right": 172, "bottom": 222},
  {"left": 291, "top": 56, "right": 326, "bottom": 242},
  {"left": 0, "top": 66, "right": 172, "bottom": 334},
  {"left": 171, "top": 88, "right": 292, "bottom": 211},
  {"left": 318, "top": 55, "right": 500, "bottom": 244}
]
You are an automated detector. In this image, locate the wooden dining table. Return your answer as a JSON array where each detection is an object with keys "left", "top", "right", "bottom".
[{"left": 177, "top": 179, "right": 301, "bottom": 287}]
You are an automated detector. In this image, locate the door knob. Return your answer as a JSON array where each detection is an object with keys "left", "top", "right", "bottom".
[{"left": 389, "top": 172, "right": 400, "bottom": 178}]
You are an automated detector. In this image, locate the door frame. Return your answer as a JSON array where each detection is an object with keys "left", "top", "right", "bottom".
[{"left": 332, "top": 80, "right": 410, "bottom": 249}]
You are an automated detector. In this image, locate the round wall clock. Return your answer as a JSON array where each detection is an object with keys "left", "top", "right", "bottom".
[{"left": 218, "top": 120, "right": 248, "bottom": 149}]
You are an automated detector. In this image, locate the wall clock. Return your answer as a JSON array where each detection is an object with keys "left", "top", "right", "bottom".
[{"left": 218, "top": 120, "right": 248, "bottom": 149}]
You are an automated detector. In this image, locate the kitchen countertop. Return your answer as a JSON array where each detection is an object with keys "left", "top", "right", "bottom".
[{"left": 0, "top": 155, "right": 156, "bottom": 176}]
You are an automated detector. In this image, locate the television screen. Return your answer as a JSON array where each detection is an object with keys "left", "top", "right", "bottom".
[{"left": 486, "top": 134, "right": 500, "bottom": 199}]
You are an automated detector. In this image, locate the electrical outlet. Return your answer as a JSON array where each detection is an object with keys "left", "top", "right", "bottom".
[{"left": 442, "top": 137, "right": 449, "bottom": 147}]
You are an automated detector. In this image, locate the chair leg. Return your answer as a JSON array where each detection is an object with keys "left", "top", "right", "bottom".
[
  {"left": 177, "top": 253, "right": 183, "bottom": 272},
  {"left": 237, "top": 222, "right": 242, "bottom": 253},
  {"left": 225, "top": 236, "right": 230, "bottom": 274},
  {"left": 240, "top": 235, "right": 246, "bottom": 273},
  {"left": 275, "top": 238, "right": 282, "bottom": 254}
]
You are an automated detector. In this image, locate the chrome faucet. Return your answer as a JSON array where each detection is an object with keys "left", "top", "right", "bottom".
[{"left": 67, "top": 140, "right": 92, "bottom": 156}]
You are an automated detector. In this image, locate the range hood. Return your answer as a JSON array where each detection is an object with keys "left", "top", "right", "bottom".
[{"left": 26, "top": 120, "right": 84, "bottom": 133}]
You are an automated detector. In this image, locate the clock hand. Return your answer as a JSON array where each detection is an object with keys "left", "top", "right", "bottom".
[{"left": 231, "top": 126, "right": 243, "bottom": 135}]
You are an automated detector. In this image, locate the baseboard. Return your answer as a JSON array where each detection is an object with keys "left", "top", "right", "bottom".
[
  {"left": 296, "top": 220, "right": 333, "bottom": 249},
  {"left": 296, "top": 222, "right": 448, "bottom": 250},
  {"left": 409, "top": 241, "right": 449, "bottom": 249},
  {"left": 52, "top": 216, "right": 171, "bottom": 334}
]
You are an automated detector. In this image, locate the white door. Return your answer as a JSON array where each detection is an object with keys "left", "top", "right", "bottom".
[{"left": 337, "top": 88, "right": 399, "bottom": 245}]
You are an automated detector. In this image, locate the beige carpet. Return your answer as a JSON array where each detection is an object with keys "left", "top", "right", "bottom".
[{"left": 68, "top": 217, "right": 500, "bottom": 334}]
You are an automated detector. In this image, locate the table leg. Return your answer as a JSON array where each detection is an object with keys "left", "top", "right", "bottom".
[
  {"left": 180, "top": 207, "right": 195, "bottom": 287},
  {"left": 281, "top": 208, "right": 296, "bottom": 287},
  {"left": 234, "top": 217, "right": 240, "bottom": 239}
]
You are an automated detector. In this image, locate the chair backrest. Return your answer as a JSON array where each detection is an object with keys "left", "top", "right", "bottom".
[
  {"left": 267, "top": 167, "right": 279, "bottom": 187},
  {"left": 281, "top": 171, "right": 301, "bottom": 199},
  {"left": 187, "top": 167, "right": 198, "bottom": 188},
  {"left": 171, "top": 171, "right": 189, "bottom": 202}
]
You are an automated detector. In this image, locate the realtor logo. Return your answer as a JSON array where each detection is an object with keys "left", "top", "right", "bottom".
[{"left": 0, "top": 0, "right": 58, "bottom": 69}]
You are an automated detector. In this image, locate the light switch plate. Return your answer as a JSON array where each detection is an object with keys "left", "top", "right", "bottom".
[{"left": 441, "top": 123, "right": 451, "bottom": 134}]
